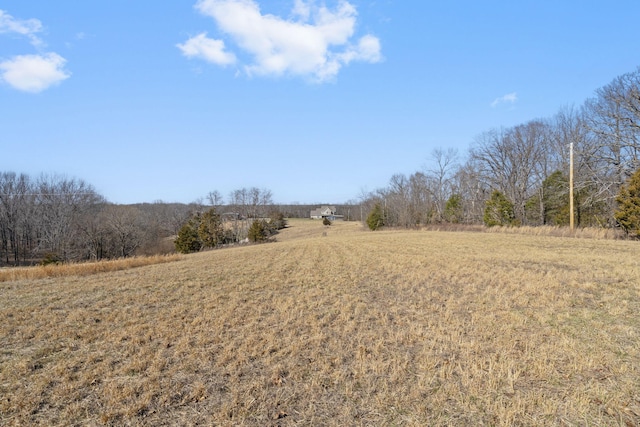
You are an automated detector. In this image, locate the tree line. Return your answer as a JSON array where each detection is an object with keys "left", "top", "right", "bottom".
[
  {"left": 361, "top": 66, "right": 640, "bottom": 232},
  {"left": 0, "top": 172, "right": 198, "bottom": 266},
  {"left": 0, "top": 176, "right": 325, "bottom": 266}
]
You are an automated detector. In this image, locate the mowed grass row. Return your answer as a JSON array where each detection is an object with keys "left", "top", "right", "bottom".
[{"left": 1, "top": 219, "right": 639, "bottom": 426}]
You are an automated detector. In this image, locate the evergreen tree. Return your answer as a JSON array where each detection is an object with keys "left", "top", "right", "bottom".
[
  {"left": 484, "top": 190, "right": 516, "bottom": 227},
  {"left": 615, "top": 168, "right": 640, "bottom": 237},
  {"left": 174, "top": 216, "right": 202, "bottom": 253},
  {"left": 525, "top": 171, "right": 570, "bottom": 226},
  {"left": 366, "top": 203, "right": 385, "bottom": 230},
  {"left": 444, "top": 193, "right": 463, "bottom": 223},
  {"left": 248, "top": 219, "right": 268, "bottom": 242},
  {"left": 542, "top": 171, "right": 570, "bottom": 225},
  {"left": 198, "top": 208, "right": 224, "bottom": 248}
]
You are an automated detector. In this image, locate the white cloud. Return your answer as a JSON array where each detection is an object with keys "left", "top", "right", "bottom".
[
  {"left": 0, "top": 10, "right": 69, "bottom": 93},
  {"left": 181, "top": 0, "right": 382, "bottom": 82},
  {"left": 291, "top": 0, "right": 311, "bottom": 21},
  {"left": 339, "top": 34, "right": 381, "bottom": 63},
  {"left": 491, "top": 92, "right": 518, "bottom": 108},
  {"left": 0, "top": 53, "right": 70, "bottom": 93},
  {"left": 0, "top": 9, "right": 44, "bottom": 47},
  {"left": 177, "top": 32, "right": 237, "bottom": 66}
]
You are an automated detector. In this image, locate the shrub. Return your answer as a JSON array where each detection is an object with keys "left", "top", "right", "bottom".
[
  {"left": 484, "top": 190, "right": 516, "bottom": 227},
  {"left": 198, "top": 208, "right": 224, "bottom": 248},
  {"left": 40, "top": 252, "right": 61, "bottom": 266},
  {"left": 248, "top": 219, "right": 268, "bottom": 243},
  {"left": 269, "top": 211, "right": 287, "bottom": 231},
  {"left": 525, "top": 171, "right": 570, "bottom": 226},
  {"left": 174, "top": 218, "right": 202, "bottom": 254},
  {"left": 175, "top": 208, "right": 232, "bottom": 253},
  {"left": 444, "top": 194, "right": 463, "bottom": 223},
  {"left": 615, "top": 168, "right": 640, "bottom": 237},
  {"left": 366, "top": 203, "right": 385, "bottom": 230}
]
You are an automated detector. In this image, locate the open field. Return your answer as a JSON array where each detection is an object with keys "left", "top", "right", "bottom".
[{"left": 1, "top": 219, "right": 639, "bottom": 426}]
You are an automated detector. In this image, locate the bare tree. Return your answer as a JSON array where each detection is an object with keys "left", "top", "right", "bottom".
[
  {"left": 259, "top": 188, "right": 273, "bottom": 216},
  {"left": 386, "top": 174, "right": 413, "bottom": 227},
  {"left": 207, "top": 190, "right": 224, "bottom": 209},
  {"left": 408, "top": 172, "right": 431, "bottom": 224},
  {"left": 359, "top": 172, "right": 440, "bottom": 228},
  {"left": 229, "top": 188, "right": 249, "bottom": 218},
  {"left": 424, "top": 148, "right": 459, "bottom": 222},
  {"left": 35, "top": 174, "right": 104, "bottom": 261},
  {"left": 102, "top": 205, "right": 143, "bottom": 258},
  {"left": 470, "top": 121, "right": 548, "bottom": 224},
  {"left": 547, "top": 106, "right": 610, "bottom": 226},
  {"left": 224, "top": 187, "right": 275, "bottom": 241},
  {"left": 581, "top": 68, "right": 640, "bottom": 224},
  {"left": 0, "top": 172, "right": 36, "bottom": 265},
  {"left": 452, "top": 159, "right": 489, "bottom": 224}
]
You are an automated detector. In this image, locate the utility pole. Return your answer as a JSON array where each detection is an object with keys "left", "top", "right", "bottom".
[{"left": 569, "top": 142, "right": 575, "bottom": 230}]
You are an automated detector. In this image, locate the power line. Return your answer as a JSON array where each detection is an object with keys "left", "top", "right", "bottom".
[{"left": 0, "top": 193, "right": 99, "bottom": 196}]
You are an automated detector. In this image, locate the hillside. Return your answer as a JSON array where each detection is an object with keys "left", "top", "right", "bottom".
[{"left": 1, "top": 219, "right": 639, "bottom": 425}]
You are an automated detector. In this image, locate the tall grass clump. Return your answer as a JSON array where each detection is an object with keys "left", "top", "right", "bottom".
[
  {"left": 485, "top": 224, "right": 625, "bottom": 240},
  {"left": 0, "top": 254, "right": 182, "bottom": 282}
]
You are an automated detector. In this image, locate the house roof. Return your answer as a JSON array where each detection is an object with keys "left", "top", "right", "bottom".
[{"left": 310, "top": 205, "right": 337, "bottom": 216}]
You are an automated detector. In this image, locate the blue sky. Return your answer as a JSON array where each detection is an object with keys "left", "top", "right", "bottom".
[{"left": 2, "top": 1, "right": 639, "bottom": 204}]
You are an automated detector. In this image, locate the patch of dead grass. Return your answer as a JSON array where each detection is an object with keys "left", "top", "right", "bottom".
[
  {"left": 484, "top": 224, "right": 626, "bottom": 240},
  {"left": 0, "top": 254, "right": 183, "bottom": 283},
  {"left": 1, "top": 220, "right": 639, "bottom": 425}
]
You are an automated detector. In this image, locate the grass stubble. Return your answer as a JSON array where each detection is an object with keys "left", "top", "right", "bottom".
[{"left": 1, "top": 220, "right": 639, "bottom": 426}]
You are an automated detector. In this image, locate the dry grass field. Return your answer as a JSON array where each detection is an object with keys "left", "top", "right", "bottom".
[{"left": 1, "top": 219, "right": 639, "bottom": 426}]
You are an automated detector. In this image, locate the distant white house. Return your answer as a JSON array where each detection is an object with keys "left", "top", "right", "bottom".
[{"left": 310, "top": 206, "right": 344, "bottom": 220}]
